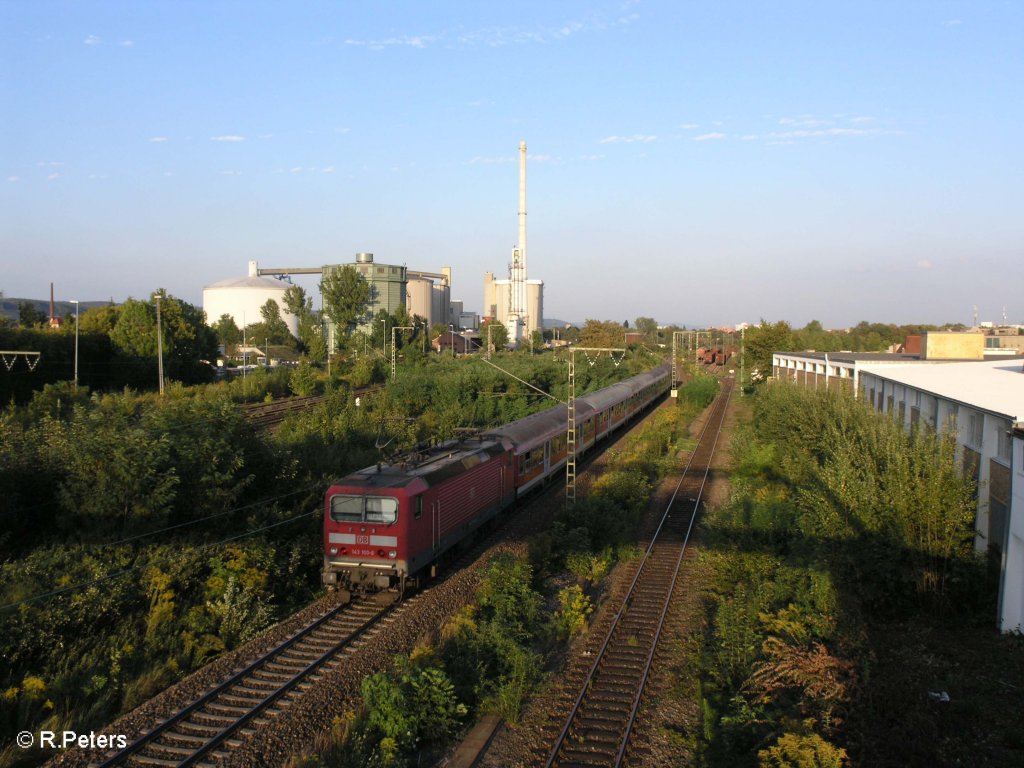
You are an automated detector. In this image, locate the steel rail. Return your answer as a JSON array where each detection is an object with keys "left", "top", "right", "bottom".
[
  {"left": 544, "top": 378, "right": 733, "bottom": 768},
  {"left": 94, "top": 599, "right": 387, "bottom": 767},
  {"left": 614, "top": 378, "right": 733, "bottom": 766}
]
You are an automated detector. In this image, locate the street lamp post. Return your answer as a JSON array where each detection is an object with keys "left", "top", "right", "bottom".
[
  {"left": 449, "top": 324, "right": 455, "bottom": 358},
  {"left": 71, "top": 300, "right": 79, "bottom": 389},
  {"left": 154, "top": 294, "right": 165, "bottom": 396}
]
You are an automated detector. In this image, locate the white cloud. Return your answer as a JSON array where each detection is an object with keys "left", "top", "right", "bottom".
[
  {"left": 290, "top": 167, "right": 303, "bottom": 173},
  {"left": 84, "top": 35, "right": 100, "bottom": 45},
  {"left": 211, "top": 135, "right": 245, "bottom": 142},
  {"left": 7, "top": 176, "right": 18, "bottom": 182},
  {"left": 599, "top": 134, "right": 657, "bottom": 144},
  {"left": 220, "top": 170, "right": 242, "bottom": 176},
  {"left": 741, "top": 134, "right": 758, "bottom": 141},
  {"left": 120, "top": 40, "right": 135, "bottom": 47},
  {"left": 47, "top": 173, "right": 59, "bottom": 180},
  {"left": 942, "top": 19, "right": 962, "bottom": 27},
  {"left": 321, "top": 166, "right": 335, "bottom": 173},
  {"left": 693, "top": 132, "right": 726, "bottom": 141},
  {"left": 679, "top": 123, "right": 699, "bottom": 130},
  {"left": 149, "top": 136, "right": 169, "bottom": 143},
  {"left": 257, "top": 133, "right": 274, "bottom": 140},
  {"left": 344, "top": 34, "right": 439, "bottom": 50},
  {"left": 37, "top": 161, "right": 64, "bottom": 167},
  {"left": 348, "top": 8, "right": 638, "bottom": 51},
  {"left": 770, "top": 127, "right": 871, "bottom": 139},
  {"left": 917, "top": 259, "right": 933, "bottom": 269},
  {"left": 779, "top": 116, "right": 831, "bottom": 128},
  {"left": 850, "top": 116, "right": 874, "bottom": 124}
]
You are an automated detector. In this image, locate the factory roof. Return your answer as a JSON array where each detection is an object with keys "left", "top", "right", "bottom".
[
  {"left": 203, "top": 275, "right": 290, "bottom": 290},
  {"left": 859, "top": 358, "right": 1024, "bottom": 420},
  {"left": 777, "top": 351, "right": 922, "bottom": 363}
]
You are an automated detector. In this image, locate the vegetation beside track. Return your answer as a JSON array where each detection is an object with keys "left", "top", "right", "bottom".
[
  {"left": 0, "top": 353, "right": 642, "bottom": 767},
  {"left": 293, "top": 373, "right": 721, "bottom": 768},
  {"left": 680, "top": 383, "right": 1024, "bottom": 767}
]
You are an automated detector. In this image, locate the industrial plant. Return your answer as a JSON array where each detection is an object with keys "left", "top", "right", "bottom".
[{"left": 201, "top": 141, "right": 544, "bottom": 349}]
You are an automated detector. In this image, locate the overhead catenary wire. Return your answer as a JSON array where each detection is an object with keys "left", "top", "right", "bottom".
[{"left": 477, "top": 356, "right": 567, "bottom": 405}]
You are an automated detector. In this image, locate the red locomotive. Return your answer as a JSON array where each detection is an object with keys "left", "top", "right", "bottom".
[{"left": 322, "top": 364, "right": 671, "bottom": 595}]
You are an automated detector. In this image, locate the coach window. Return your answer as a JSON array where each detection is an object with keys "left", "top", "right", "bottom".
[{"left": 415, "top": 496, "right": 423, "bottom": 519}]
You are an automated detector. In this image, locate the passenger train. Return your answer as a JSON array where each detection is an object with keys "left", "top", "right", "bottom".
[{"left": 322, "top": 363, "right": 671, "bottom": 595}]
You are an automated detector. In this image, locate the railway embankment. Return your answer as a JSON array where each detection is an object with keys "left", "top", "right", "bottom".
[{"left": 685, "top": 383, "right": 1024, "bottom": 767}]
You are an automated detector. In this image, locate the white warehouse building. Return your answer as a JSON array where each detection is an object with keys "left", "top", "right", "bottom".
[
  {"left": 857, "top": 359, "right": 1024, "bottom": 633},
  {"left": 202, "top": 261, "right": 298, "bottom": 338}
]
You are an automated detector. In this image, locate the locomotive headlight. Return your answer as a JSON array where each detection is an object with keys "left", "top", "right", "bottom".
[
  {"left": 329, "top": 546, "right": 338, "bottom": 555},
  {"left": 388, "top": 550, "right": 397, "bottom": 559}
]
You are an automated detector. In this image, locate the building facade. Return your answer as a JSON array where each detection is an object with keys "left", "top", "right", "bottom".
[{"left": 856, "top": 360, "right": 1024, "bottom": 633}]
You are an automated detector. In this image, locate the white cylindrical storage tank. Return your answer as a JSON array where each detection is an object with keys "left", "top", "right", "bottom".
[
  {"left": 406, "top": 277, "right": 434, "bottom": 327},
  {"left": 431, "top": 282, "right": 450, "bottom": 327},
  {"left": 527, "top": 280, "right": 544, "bottom": 338},
  {"left": 493, "top": 279, "right": 511, "bottom": 329},
  {"left": 202, "top": 275, "right": 299, "bottom": 338}
]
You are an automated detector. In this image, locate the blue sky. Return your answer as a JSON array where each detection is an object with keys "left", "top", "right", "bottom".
[{"left": 2, "top": 1, "right": 1021, "bottom": 328}]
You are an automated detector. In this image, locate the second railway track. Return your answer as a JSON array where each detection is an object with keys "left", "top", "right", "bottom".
[{"left": 541, "top": 376, "right": 734, "bottom": 768}]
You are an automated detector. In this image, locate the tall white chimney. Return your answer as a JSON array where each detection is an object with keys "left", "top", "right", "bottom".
[
  {"left": 509, "top": 142, "right": 528, "bottom": 331},
  {"left": 518, "top": 140, "right": 527, "bottom": 288}
]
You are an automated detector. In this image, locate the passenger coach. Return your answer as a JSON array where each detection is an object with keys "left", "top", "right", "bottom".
[{"left": 322, "top": 364, "right": 670, "bottom": 594}]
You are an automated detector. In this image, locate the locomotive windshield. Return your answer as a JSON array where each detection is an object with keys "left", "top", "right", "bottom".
[{"left": 329, "top": 494, "right": 398, "bottom": 524}]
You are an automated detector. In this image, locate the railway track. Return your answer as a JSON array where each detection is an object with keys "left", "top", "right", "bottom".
[
  {"left": 92, "top": 597, "right": 396, "bottom": 767},
  {"left": 242, "top": 394, "right": 325, "bottom": 428},
  {"left": 242, "top": 385, "right": 383, "bottom": 429},
  {"left": 542, "top": 377, "right": 733, "bottom": 768},
  {"left": 82, "top": 381, "right": 674, "bottom": 768}
]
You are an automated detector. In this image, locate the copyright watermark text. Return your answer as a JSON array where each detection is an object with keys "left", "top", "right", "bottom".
[{"left": 16, "top": 730, "right": 128, "bottom": 750}]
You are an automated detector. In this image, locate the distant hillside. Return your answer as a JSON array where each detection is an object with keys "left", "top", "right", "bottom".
[
  {"left": 0, "top": 298, "right": 112, "bottom": 323},
  {"left": 543, "top": 318, "right": 578, "bottom": 329}
]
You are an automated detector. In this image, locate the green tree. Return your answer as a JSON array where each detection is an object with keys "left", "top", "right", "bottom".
[
  {"left": 579, "top": 319, "right": 626, "bottom": 348},
  {"left": 79, "top": 304, "right": 122, "bottom": 335},
  {"left": 745, "top": 319, "right": 794, "bottom": 381},
  {"left": 289, "top": 361, "right": 317, "bottom": 396},
  {"left": 212, "top": 313, "right": 242, "bottom": 355},
  {"left": 17, "top": 301, "right": 46, "bottom": 327},
  {"left": 635, "top": 316, "right": 659, "bottom": 340},
  {"left": 481, "top": 319, "right": 509, "bottom": 352},
  {"left": 320, "top": 266, "right": 370, "bottom": 345},
  {"left": 281, "top": 284, "right": 308, "bottom": 317},
  {"left": 109, "top": 299, "right": 158, "bottom": 358},
  {"left": 259, "top": 298, "right": 292, "bottom": 344},
  {"left": 109, "top": 294, "right": 217, "bottom": 385}
]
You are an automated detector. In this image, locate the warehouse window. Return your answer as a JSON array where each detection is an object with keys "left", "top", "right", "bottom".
[
  {"left": 997, "top": 421, "right": 1012, "bottom": 462},
  {"left": 967, "top": 411, "right": 983, "bottom": 449}
]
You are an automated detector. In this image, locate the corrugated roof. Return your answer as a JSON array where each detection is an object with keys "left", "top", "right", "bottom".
[{"left": 860, "top": 358, "right": 1024, "bottom": 420}]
